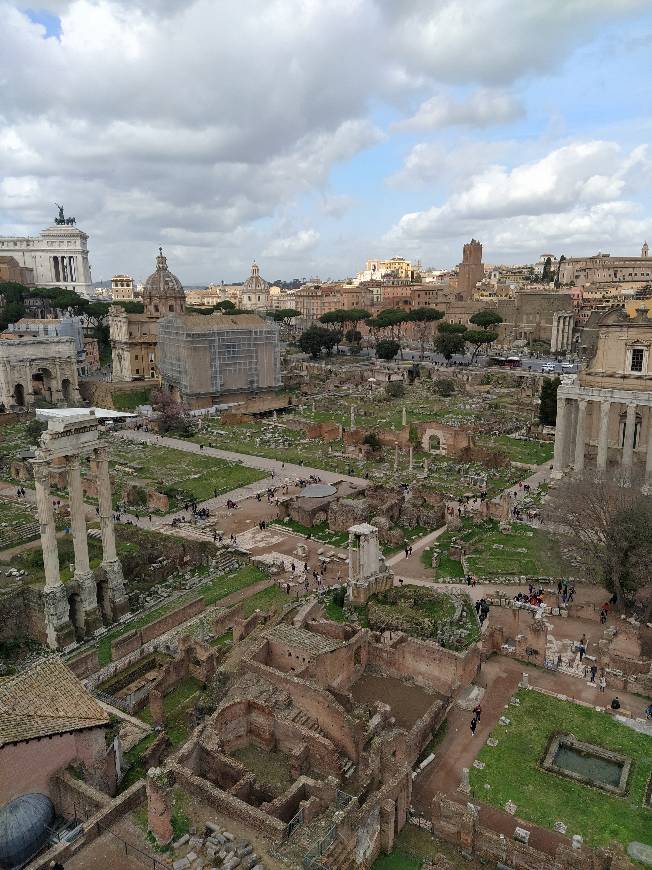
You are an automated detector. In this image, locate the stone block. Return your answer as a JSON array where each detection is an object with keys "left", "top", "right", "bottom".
[
  {"left": 173, "top": 859, "right": 190, "bottom": 870},
  {"left": 174, "top": 834, "right": 190, "bottom": 849},
  {"left": 514, "top": 827, "right": 529, "bottom": 844}
]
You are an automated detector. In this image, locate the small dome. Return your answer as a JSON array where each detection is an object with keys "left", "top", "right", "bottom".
[
  {"left": 242, "top": 262, "right": 269, "bottom": 293},
  {"left": 299, "top": 483, "right": 337, "bottom": 499},
  {"left": 0, "top": 793, "right": 54, "bottom": 869},
  {"left": 143, "top": 248, "right": 184, "bottom": 298}
]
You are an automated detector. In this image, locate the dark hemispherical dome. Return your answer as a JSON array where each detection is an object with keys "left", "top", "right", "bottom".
[
  {"left": 0, "top": 793, "right": 54, "bottom": 869},
  {"left": 144, "top": 247, "right": 184, "bottom": 298}
]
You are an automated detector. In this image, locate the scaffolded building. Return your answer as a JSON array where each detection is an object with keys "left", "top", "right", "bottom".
[{"left": 157, "top": 313, "right": 281, "bottom": 406}]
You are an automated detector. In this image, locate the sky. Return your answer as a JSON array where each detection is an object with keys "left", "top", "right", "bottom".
[{"left": 1, "top": 0, "right": 651, "bottom": 284}]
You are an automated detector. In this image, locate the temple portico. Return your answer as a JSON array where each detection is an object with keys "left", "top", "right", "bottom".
[
  {"left": 30, "top": 413, "right": 129, "bottom": 649},
  {"left": 552, "top": 383, "right": 652, "bottom": 484}
]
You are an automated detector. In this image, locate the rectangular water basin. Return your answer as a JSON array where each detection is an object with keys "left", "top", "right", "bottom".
[{"left": 542, "top": 734, "right": 631, "bottom": 796}]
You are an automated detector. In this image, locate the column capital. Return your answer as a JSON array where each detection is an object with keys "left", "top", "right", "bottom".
[
  {"left": 94, "top": 444, "right": 109, "bottom": 462},
  {"left": 67, "top": 454, "right": 81, "bottom": 472},
  {"left": 30, "top": 458, "right": 50, "bottom": 481}
]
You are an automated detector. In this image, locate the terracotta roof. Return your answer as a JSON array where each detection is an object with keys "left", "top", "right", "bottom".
[{"left": 0, "top": 658, "right": 109, "bottom": 747}]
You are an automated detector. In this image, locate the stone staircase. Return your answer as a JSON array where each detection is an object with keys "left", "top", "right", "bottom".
[
  {"left": 287, "top": 708, "right": 326, "bottom": 738},
  {"left": 322, "top": 834, "right": 354, "bottom": 869},
  {"left": 212, "top": 548, "right": 241, "bottom": 575},
  {"left": 0, "top": 521, "right": 40, "bottom": 550}
]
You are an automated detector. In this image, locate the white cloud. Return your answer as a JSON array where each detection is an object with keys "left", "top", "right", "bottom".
[
  {"left": 0, "top": 0, "right": 650, "bottom": 278},
  {"left": 263, "top": 229, "right": 320, "bottom": 258},
  {"left": 395, "top": 90, "right": 524, "bottom": 131},
  {"left": 386, "top": 141, "right": 652, "bottom": 260}
]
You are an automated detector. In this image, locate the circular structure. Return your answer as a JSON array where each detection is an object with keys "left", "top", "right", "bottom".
[
  {"left": 299, "top": 483, "right": 337, "bottom": 499},
  {"left": 0, "top": 793, "right": 54, "bottom": 869}
]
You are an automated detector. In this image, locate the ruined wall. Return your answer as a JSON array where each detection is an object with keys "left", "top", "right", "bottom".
[
  {"left": 304, "top": 629, "right": 368, "bottom": 691},
  {"left": 110, "top": 596, "right": 205, "bottom": 661},
  {"left": 246, "top": 658, "right": 362, "bottom": 761},
  {"left": 67, "top": 648, "right": 101, "bottom": 679},
  {"left": 367, "top": 635, "right": 480, "bottom": 695}
]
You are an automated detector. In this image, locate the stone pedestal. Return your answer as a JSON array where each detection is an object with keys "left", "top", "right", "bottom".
[
  {"left": 43, "top": 584, "right": 75, "bottom": 649},
  {"left": 100, "top": 559, "right": 130, "bottom": 621},
  {"left": 78, "top": 571, "right": 102, "bottom": 637},
  {"left": 458, "top": 767, "right": 470, "bottom": 794}
]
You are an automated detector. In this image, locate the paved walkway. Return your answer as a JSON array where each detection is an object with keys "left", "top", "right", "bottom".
[{"left": 386, "top": 525, "right": 447, "bottom": 567}]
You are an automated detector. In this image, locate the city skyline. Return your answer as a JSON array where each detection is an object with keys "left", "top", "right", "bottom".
[{"left": 1, "top": 0, "right": 651, "bottom": 282}]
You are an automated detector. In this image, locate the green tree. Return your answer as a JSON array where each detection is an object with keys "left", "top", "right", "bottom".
[
  {"left": 345, "top": 328, "right": 362, "bottom": 345},
  {"left": 465, "top": 328, "right": 498, "bottom": 363},
  {"left": 541, "top": 256, "right": 553, "bottom": 283},
  {"left": 26, "top": 418, "right": 47, "bottom": 444},
  {"left": 272, "top": 308, "right": 301, "bottom": 329},
  {"left": 385, "top": 380, "right": 405, "bottom": 398},
  {"left": 409, "top": 307, "right": 444, "bottom": 359},
  {"left": 433, "top": 378, "right": 455, "bottom": 397},
  {"left": 342, "top": 308, "right": 371, "bottom": 329},
  {"left": 437, "top": 321, "right": 468, "bottom": 335},
  {"left": 434, "top": 331, "right": 466, "bottom": 360},
  {"left": 324, "top": 329, "right": 343, "bottom": 355},
  {"left": 319, "top": 310, "right": 346, "bottom": 328},
  {"left": 215, "top": 300, "right": 236, "bottom": 311},
  {"left": 297, "top": 325, "right": 331, "bottom": 358},
  {"left": 376, "top": 339, "right": 401, "bottom": 360},
  {"left": 114, "top": 300, "right": 144, "bottom": 314},
  {"left": 539, "top": 377, "right": 561, "bottom": 425},
  {"left": 469, "top": 309, "right": 503, "bottom": 332}
]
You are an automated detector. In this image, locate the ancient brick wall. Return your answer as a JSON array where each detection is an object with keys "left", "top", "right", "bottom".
[
  {"left": 50, "top": 770, "right": 111, "bottom": 821},
  {"left": 67, "top": 648, "right": 101, "bottom": 678},
  {"left": 246, "top": 658, "right": 361, "bottom": 761},
  {"left": 110, "top": 596, "right": 205, "bottom": 661},
  {"left": 367, "top": 635, "right": 480, "bottom": 695}
]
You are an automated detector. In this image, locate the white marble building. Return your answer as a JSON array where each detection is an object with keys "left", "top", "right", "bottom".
[{"left": 0, "top": 207, "right": 93, "bottom": 296}]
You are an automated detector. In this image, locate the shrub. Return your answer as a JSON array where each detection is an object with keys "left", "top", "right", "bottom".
[
  {"left": 433, "top": 378, "right": 455, "bottom": 397},
  {"left": 363, "top": 432, "right": 381, "bottom": 451},
  {"left": 385, "top": 381, "right": 405, "bottom": 398}
]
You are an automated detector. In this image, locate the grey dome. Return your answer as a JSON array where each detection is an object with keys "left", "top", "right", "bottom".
[
  {"left": 143, "top": 248, "right": 184, "bottom": 298},
  {"left": 242, "top": 262, "right": 269, "bottom": 293},
  {"left": 0, "top": 793, "right": 54, "bottom": 869},
  {"left": 299, "top": 483, "right": 337, "bottom": 499}
]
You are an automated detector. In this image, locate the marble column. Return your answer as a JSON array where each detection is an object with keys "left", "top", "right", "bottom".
[
  {"left": 645, "top": 410, "right": 652, "bottom": 487},
  {"left": 394, "top": 442, "right": 399, "bottom": 471},
  {"left": 94, "top": 446, "right": 129, "bottom": 621},
  {"left": 552, "top": 396, "right": 569, "bottom": 477},
  {"left": 402, "top": 406, "right": 407, "bottom": 427},
  {"left": 31, "top": 459, "right": 75, "bottom": 649},
  {"left": 350, "top": 405, "right": 355, "bottom": 430},
  {"left": 622, "top": 403, "right": 637, "bottom": 478},
  {"left": 566, "top": 399, "right": 578, "bottom": 468},
  {"left": 32, "top": 460, "right": 62, "bottom": 590},
  {"left": 596, "top": 401, "right": 611, "bottom": 474},
  {"left": 67, "top": 456, "right": 100, "bottom": 635},
  {"left": 573, "top": 399, "right": 588, "bottom": 472}
]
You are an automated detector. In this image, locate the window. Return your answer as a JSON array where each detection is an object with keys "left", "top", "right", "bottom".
[{"left": 630, "top": 348, "right": 644, "bottom": 372}]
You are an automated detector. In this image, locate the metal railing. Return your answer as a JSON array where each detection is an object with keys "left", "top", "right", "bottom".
[
  {"left": 303, "top": 823, "right": 337, "bottom": 869},
  {"left": 287, "top": 806, "right": 304, "bottom": 837}
]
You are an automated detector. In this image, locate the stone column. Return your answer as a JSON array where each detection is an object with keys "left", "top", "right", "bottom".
[
  {"left": 94, "top": 446, "right": 129, "bottom": 621},
  {"left": 402, "top": 406, "right": 407, "bottom": 427},
  {"left": 552, "top": 395, "right": 569, "bottom": 477},
  {"left": 31, "top": 459, "right": 75, "bottom": 649},
  {"left": 394, "top": 442, "right": 399, "bottom": 471},
  {"left": 348, "top": 531, "right": 356, "bottom": 583},
  {"left": 350, "top": 405, "right": 355, "bottom": 430},
  {"left": 67, "top": 456, "right": 100, "bottom": 635},
  {"left": 596, "top": 401, "right": 611, "bottom": 474},
  {"left": 409, "top": 445, "right": 413, "bottom": 471},
  {"left": 32, "top": 460, "right": 62, "bottom": 590},
  {"left": 645, "top": 409, "right": 652, "bottom": 487},
  {"left": 621, "top": 402, "right": 637, "bottom": 479},
  {"left": 458, "top": 767, "right": 470, "bottom": 794},
  {"left": 573, "top": 399, "right": 588, "bottom": 472},
  {"left": 566, "top": 399, "right": 578, "bottom": 468}
]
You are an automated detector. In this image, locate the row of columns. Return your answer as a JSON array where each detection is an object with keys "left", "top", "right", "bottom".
[
  {"left": 551, "top": 312, "right": 574, "bottom": 353},
  {"left": 553, "top": 395, "right": 652, "bottom": 483},
  {"left": 31, "top": 445, "right": 127, "bottom": 648}
]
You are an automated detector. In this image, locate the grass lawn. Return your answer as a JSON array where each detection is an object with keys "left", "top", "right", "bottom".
[
  {"left": 270, "top": 517, "right": 349, "bottom": 547},
  {"left": 96, "top": 563, "right": 268, "bottom": 664},
  {"left": 477, "top": 435, "right": 554, "bottom": 466},
  {"left": 105, "top": 441, "right": 266, "bottom": 511},
  {"left": 119, "top": 732, "right": 157, "bottom": 793},
  {"left": 241, "top": 584, "right": 289, "bottom": 617},
  {"left": 139, "top": 676, "right": 202, "bottom": 746},
  {"left": 374, "top": 825, "right": 482, "bottom": 869},
  {"left": 427, "top": 519, "right": 570, "bottom": 579},
  {"left": 470, "top": 688, "right": 652, "bottom": 849},
  {"left": 112, "top": 388, "right": 151, "bottom": 411},
  {"left": 0, "top": 422, "right": 32, "bottom": 461}
]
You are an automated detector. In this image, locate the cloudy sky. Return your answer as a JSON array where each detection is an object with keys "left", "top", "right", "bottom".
[{"left": 1, "top": 0, "right": 651, "bottom": 283}]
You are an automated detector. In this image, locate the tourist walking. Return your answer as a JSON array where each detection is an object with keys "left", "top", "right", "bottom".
[
  {"left": 599, "top": 674, "right": 606, "bottom": 693},
  {"left": 590, "top": 664, "right": 597, "bottom": 683},
  {"left": 470, "top": 716, "right": 477, "bottom": 736},
  {"left": 473, "top": 704, "right": 482, "bottom": 722}
]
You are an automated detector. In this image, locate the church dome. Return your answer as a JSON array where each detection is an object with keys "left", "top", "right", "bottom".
[
  {"left": 144, "top": 248, "right": 184, "bottom": 298},
  {"left": 0, "top": 793, "right": 54, "bottom": 869},
  {"left": 242, "top": 262, "right": 269, "bottom": 293}
]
